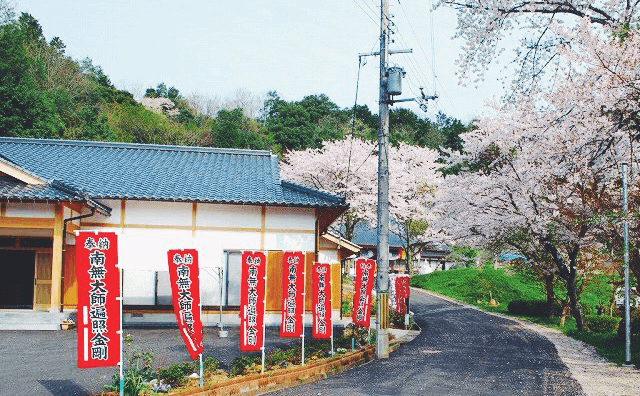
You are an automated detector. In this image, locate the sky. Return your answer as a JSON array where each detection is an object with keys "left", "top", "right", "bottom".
[{"left": 17, "top": 0, "right": 505, "bottom": 123}]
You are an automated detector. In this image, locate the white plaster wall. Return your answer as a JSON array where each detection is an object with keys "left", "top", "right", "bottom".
[
  {"left": 204, "top": 230, "right": 262, "bottom": 252},
  {"left": 77, "top": 201, "right": 322, "bottom": 308},
  {"left": 119, "top": 228, "right": 194, "bottom": 271},
  {"left": 264, "top": 232, "right": 314, "bottom": 252},
  {"left": 5, "top": 202, "right": 54, "bottom": 218},
  {"left": 125, "top": 200, "right": 192, "bottom": 227},
  {"left": 198, "top": 203, "right": 261, "bottom": 229},
  {"left": 265, "top": 207, "right": 315, "bottom": 230},
  {"left": 318, "top": 249, "right": 339, "bottom": 264}
]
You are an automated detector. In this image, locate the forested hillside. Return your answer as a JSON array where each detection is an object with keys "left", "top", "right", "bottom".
[{"left": 0, "top": 10, "right": 468, "bottom": 154}]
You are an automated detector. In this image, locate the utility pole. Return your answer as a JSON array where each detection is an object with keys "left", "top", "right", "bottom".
[
  {"left": 376, "top": 0, "right": 390, "bottom": 360},
  {"left": 622, "top": 163, "right": 633, "bottom": 366}
]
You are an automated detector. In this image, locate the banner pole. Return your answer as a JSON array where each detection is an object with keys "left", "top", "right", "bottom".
[
  {"left": 301, "top": 253, "right": 307, "bottom": 366},
  {"left": 261, "top": 252, "right": 267, "bottom": 374},
  {"left": 330, "top": 277, "right": 334, "bottom": 357},
  {"left": 119, "top": 261, "right": 124, "bottom": 396},
  {"left": 199, "top": 269, "right": 204, "bottom": 388},
  {"left": 199, "top": 353, "right": 204, "bottom": 388}
]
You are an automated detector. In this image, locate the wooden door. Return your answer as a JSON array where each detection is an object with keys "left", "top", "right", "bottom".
[{"left": 33, "top": 252, "right": 52, "bottom": 311}]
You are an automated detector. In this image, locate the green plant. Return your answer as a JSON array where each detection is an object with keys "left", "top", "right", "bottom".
[
  {"left": 230, "top": 356, "right": 261, "bottom": 376},
  {"left": 306, "top": 339, "right": 332, "bottom": 359},
  {"left": 584, "top": 315, "right": 621, "bottom": 333},
  {"left": 341, "top": 293, "right": 353, "bottom": 316},
  {"left": 104, "top": 348, "right": 154, "bottom": 396},
  {"left": 341, "top": 323, "right": 369, "bottom": 347},
  {"left": 203, "top": 356, "right": 220, "bottom": 373},
  {"left": 265, "top": 348, "right": 298, "bottom": 367},
  {"left": 156, "top": 361, "right": 197, "bottom": 387}
]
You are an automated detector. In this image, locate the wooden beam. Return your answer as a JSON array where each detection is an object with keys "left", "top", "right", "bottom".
[
  {"left": 61, "top": 202, "right": 85, "bottom": 213},
  {"left": 0, "top": 161, "right": 46, "bottom": 185},
  {"left": 0, "top": 202, "right": 6, "bottom": 217},
  {"left": 120, "top": 200, "right": 126, "bottom": 228},
  {"left": 0, "top": 217, "right": 55, "bottom": 229},
  {"left": 50, "top": 204, "right": 64, "bottom": 312}
]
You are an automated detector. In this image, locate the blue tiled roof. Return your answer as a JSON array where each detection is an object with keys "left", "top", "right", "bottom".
[
  {"left": 350, "top": 222, "right": 404, "bottom": 248},
  {"left": 0, "top": 177, "right": 79, "bottom": 201},
  {"left": 0, "top": 138, "right": 348, "bottom": 209}
]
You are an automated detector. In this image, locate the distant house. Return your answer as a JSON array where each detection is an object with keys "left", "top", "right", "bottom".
[
  {"left": 0, "top": 138, "right": 349, "bottom": 329},
  {"left": 415, "top": 241, "right": 452, "bottom": 274},
  {"left": 347, "top": 222, "right": 406, "bottom": 273}
]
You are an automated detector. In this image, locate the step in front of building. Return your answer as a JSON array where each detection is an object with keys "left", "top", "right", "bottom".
[{"left": 0, "top": 311, "right": 69, "bottom": 331}]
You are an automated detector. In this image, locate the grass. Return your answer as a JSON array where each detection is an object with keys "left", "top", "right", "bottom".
[{"left": 411, "top": 267, "right": 639, "bottom": 366}]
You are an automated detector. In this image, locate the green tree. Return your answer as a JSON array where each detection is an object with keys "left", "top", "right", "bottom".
[
  {"left": 263, "top": 92, "right": 346, "bottom": 152},
  {"left": 0, "top": 16, "right": 62, "bottom": 137},
  {"left": 211, "top": 108, "right": 269, "bottom": 150}
]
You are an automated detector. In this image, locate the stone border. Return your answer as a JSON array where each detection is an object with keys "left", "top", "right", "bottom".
[
  {"left": 170, "top": 346, "right": 376, "bottom": 396},
  {"left": 413, "top": 287, "right": 640, "bottom": 396},
  {"left": 161, "top": 327, "right": 419, "bottom": 396}
]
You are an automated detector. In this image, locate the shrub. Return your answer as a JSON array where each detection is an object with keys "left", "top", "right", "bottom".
[
  {"left": 156, "top": 361, "right": 197, "bottom": 387},
  {"left": 584, "top": 315, "right": 621, "bottom": 333},
  {"left": 265, "top": 348, "right": 298, "bottom": 368},
  {"left": 203, "top": 356, "right": 220, "bottom": 373},
  {"left": 230, "top": 356, "right": 261, "bottom": 376},
  {"left": 104, "top": 348, "right": 154, "bottom": 396},
  {"left": 342, "top": 323, "right": 372, "bottom": 347},
  {"left": 617, "top": 311, "right": 640, "bottom": 340},
  {"left": 306, "top": 340, "right": 332, "bottom": 359},
  {"left": 507, "top": 300, "right": 559, "bottom": 317},
  {"left": 389, "top": 309, "right": 414, "bottom": 329}
]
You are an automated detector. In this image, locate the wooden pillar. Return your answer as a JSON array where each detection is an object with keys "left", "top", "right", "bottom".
[{"left": 50, "top": 204, "right": 64, "bottom": 312}]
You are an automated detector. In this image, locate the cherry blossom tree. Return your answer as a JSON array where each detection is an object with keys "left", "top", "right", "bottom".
[
  {"left": 280, "top": 137, "right": 378, "bottom": 240},
  {"left": 440, "top": 0, "right": 639, "bottom": 93},
  {"left": 281, "top": 137, "right": 442, "bottom": 271},
  {"left": 436, "top": 20, "right": 640, "bottom": 330}
]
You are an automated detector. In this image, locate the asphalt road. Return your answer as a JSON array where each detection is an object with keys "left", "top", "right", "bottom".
[
  {"left": 268, "top": 289, "right": 584, "bottom": 396},
  {"left": 0, "top": 290, "right": 584, "bottom": 395}
]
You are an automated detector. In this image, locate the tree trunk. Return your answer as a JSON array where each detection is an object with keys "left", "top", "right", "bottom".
[
  {"left": 543, "top": 237, "right": 585, "bottom": 331},
  {"left": 566, "top": 273, "right": 584, "bottom": 330},
  {"left": 544, "top": 273, "right": 555, "bottom": 317}
]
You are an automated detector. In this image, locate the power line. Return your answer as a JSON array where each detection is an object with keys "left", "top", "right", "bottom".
[
  {"left": 351, "top": 0, "right": 379, "bottom": 26},
  {"left": 395, "top": 0, "right": 456, "bottom": 111}
]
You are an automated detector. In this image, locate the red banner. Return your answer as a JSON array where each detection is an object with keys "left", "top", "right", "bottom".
[
  {"left": 395, "top": 275, "right": 410, "bottom": 314},
  {"left": 168, "top": 249, "right": 203, "bottom": 360},
  {"left": 352, "top": 258, "right": 376, "bottom": 327},
  {"left": 312, "top": 263, "right": 332, "bottom": 339},
  {"left": 240, "top": 251, "right": 266, "bottom": 352},
  {"left": 76, "top": 232, "right": 120, "bottom": 368},
  {"left": 280, "top": 252, "right": 305, "bottom": 338}
]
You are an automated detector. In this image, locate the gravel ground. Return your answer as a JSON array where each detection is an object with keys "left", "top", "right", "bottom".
[{"left": 416, "top": 289, "right": 640, "bottom": 396}]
